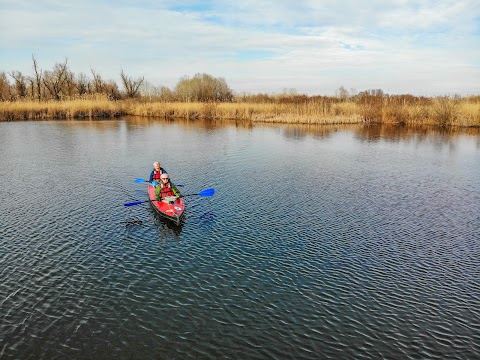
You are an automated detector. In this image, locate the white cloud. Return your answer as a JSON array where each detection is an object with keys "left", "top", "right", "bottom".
[{"left": 0, "top": 0, "right": 478, "bottom": 95}]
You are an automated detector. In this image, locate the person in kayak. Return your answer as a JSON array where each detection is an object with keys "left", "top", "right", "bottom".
[
  {"left": 149, "top": 162, "right": 167, "bottom": 184},
  {"left": 155, "top": 173, "right": 181, "bottom": 200}
]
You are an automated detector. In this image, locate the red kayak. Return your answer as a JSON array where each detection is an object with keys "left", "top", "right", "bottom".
[{"left": 147, "top": 184, "right": 185, "bottom": 225}]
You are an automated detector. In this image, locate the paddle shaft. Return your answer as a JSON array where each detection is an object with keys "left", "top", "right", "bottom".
[
  {"left": 124, "top": 188, "right": 214, "bottom": 207},
  {"left": 134, "top": 178, "right": 184, "bottom": 186}
]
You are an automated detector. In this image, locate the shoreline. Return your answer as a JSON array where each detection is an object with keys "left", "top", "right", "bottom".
[{"left": 1, "top": 98, "right": 479, "bottom": 127}]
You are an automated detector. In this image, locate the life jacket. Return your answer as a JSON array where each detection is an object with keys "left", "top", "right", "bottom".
[
  {"left": 152, "top": 170, "right": 162, "bottom": 181},
  {"left": 160, "top": 183, "right": 175, "bottom": 198}
]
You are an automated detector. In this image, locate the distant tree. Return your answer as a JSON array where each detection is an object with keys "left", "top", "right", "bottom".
[
  {"left": 32, "top": 54, "right": 42, "bottom": 101},
  {"left": 336, "top": 86, "right": 349, "bottom": 101},
  {"left": 75, "top": 72, "right": 89, "bottom": 96},
  {"left": 282, "top": 88, "right": 298, "bottom": 95},
  {"left": 43, "top": 58, "right": 70, "bottom": 100},
  {"left": 63, "top": 69, "right": 77, "bottom": 97},
  {"left": 158, "top": 86, "right": 176, "bottom": 101},
  {"left": 9, "top": 71, "right": 28, "bottom": 98},
  {"left": 175, "top": 73, "right": 233, "bottom": 102},
  {"left": 90, "top": 68, "right": 104, "bottom": 93},
  {"left": 0, "top": 72, "right": 13, "bottom": 101},
  {"left": 104, "top": 80, "right": 122, "bottom": 100},
  {"left": 27, "top": 76, "right": 35, "bottom": 99},
  {"left": 174, "top": 75, "right": 193, "bottom": 102},
  {"left": 139, "top": 80, "right": 160, "bottom": 100},
  {"left": 120, "top": 69, "right": 144, "bottom": 98}
]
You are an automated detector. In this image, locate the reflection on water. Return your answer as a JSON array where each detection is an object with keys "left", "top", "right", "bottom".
[
  {"left": 127, "top": 116, "right": 480, "bottom": 143},
  {"left": 280, "top": 122, "right": 480, "bottom": 143},
  {"left": 55, "top": 118, "right": 123, "bottom": 131},
  {"left": 354, "top": 123, "right": 480, "bottom": 143},
  {"left": 124, "top": 115, "right": 255, "bottom": 132},
  {"left": 152, "top": 209, "right": 184, "bottom": 236},
  {"left": 0, "top": 118, "right": 479, "bottom": 359}
]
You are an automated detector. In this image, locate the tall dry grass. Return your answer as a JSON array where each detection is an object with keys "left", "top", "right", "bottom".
[
  {"left": 0, "top": 95, "right": 123, "bottom": 121},
  {"left": 360, "top": 96, "right": 480, "bottom": 127},
  {"left": 125, "top": 101, "right": 362, "bottom": 124},
  {"left": 1, "top": 96, "right": 479, "bottom": 127}
]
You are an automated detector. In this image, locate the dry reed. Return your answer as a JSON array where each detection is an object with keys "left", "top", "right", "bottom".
[{"left": 1, "top": 97, "right": 479, "bottom": 127}]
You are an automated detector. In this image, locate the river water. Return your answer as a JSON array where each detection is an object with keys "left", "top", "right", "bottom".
[{"left": 1, "top": 118, "right": 479, "bottom": 359}]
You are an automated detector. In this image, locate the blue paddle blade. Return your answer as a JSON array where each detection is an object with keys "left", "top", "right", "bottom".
[
  {"left": 198, "top": 188, "right": 215, "bottom": 197},
  {"left": 124, "top": 200, "right": 147, "bottom": 207},
  {"left": 134, "top": 178, "right": 146, "bottom": 183}
]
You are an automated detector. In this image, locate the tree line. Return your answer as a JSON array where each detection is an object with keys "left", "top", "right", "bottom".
[
  {"left": 0, "top": 55, "right": 234, "bottom": 102},
  {"left": 1, "top": 56, "right": 477, "bottom": 109}
]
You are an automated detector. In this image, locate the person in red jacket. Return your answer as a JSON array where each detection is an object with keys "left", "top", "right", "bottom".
[
  {"left": 155, "top": 173, "right": 181, "bottom": 200},
  {"left": 149, "top": 162, "right": 167, "bottom": 184}
]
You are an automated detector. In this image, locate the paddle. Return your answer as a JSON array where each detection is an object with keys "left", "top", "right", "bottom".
[
  {"left": 181, "top": 188, "right": 215, "bottom": 197},
  {"left": 123, "top": 188, "right": 215, "bottom": 207},
  {"left": 134, "top": 177, "right": 149, "bottom": 183},
  {"left": 134, "top": 178, "right": 184, "bottom": 186}
]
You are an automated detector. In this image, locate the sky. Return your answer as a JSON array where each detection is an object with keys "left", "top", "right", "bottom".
[{"left": 1, "top": 0, "right": 479, "bottom": 96}]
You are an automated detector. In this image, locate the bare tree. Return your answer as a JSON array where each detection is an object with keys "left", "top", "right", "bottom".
[
  {"left": 9, "top": 71, "right": 28, "bottom": 98},
  {"left": 0, "top": 72, "right": 13, "bottom": 101},
  {"left": 26, "top": 77, "right": 37, "bottom": 100},
  {"left": 43, "top": 58, "right": 70, "bottom": 100},
  {"left": 63, "top": 69, "right": 77, "bottom": 97},
  {"left": 32, "top": 54, "right": 42, "bottom": 101},
  {"left": 336, "top": 86, "right": 349, "bottom": 101},
  {"left": 104, "top": 80, "right": 122, "bottom": 100},
  {"left": 120, "top": 69, "right": 144, "bottom": 98},
  {"left": 75, "top": 72, "right": 89, "bottom": 96},
  {"left": 90, "top": 68, "right": 104, "bottom": 93},
  {"left": 140, "top": 80, "right": 158, "bottom": 100},
  {"left": 175, "top": 75, "right": 193, "bottom": 102},
  {"left": 158, "top": 86, "right": 176, "bottom": 101}
]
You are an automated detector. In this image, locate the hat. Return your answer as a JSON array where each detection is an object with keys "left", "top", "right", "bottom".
[{"left": 160, "top": 173, "right": 169, "bottom": 179}]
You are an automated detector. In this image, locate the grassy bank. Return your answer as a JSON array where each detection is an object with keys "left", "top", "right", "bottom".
[
  {"left": 1, "top": 96, "right": 479, "bottom": 127},
  {"left": 0, "top": 96, "right": 122, "bottom": 120}
]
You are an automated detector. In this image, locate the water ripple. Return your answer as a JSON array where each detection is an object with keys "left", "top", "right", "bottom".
[{"left": 1, "top": 122, "right": 480, "bottom": 359}]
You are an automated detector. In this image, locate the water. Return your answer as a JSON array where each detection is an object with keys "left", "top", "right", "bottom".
[{"left": 1, "top": 119, "right": 479, "bottom": 359}]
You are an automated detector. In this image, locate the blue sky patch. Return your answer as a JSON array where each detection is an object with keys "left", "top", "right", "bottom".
[
  {"left": 340, "top": 42, "right": 365, "bottom": 51},
  {"left": 168, "top": 3, "right": 212, "bottom": 13}
]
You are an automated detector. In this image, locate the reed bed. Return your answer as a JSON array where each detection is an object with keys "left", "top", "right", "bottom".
[
  {"left": 126, "top": 101, "right": 362, "bottom": 124},
  {"left": 0, "top": 96, "right": 124, "bottom": 121},
  {"left": 1, "top": 97, "right": 479, "bottom": 127}
]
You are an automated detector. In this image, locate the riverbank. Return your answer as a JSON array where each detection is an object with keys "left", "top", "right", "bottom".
[{"left": 1, "top": 97, "right": 479, "bottom": 127}]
